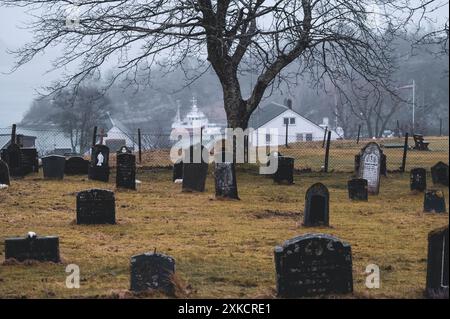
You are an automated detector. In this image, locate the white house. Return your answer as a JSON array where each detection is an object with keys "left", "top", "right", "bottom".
[
  {"left": 100, "top": 113, "right": 138, "bottom": 152},
  {"left": 248, "top": 101, "right": 342, "bottom": 147}
]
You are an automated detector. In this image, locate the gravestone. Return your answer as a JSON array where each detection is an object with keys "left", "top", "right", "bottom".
[
  {"left": 1, "top": 143, "right": 23, "bottom": 177},
  {"left": 42, "top": 155, "right": 66, "bottom": 180},
  {"left": 274, "top": 234, "right": 353, "bottom": 297},
  {"left": 117, "top": 145, "right": 132, "bottom": 155},
  {"left": 65, "top": 156, "right": 89, "bottom": 175},
  {"left": 358, "top": 142, "right": 381, "bottom": 195},
  {"left": 273, "top": 156, "right": 294, "bottom": 184},
  {"left": 21, "top": 148, "right": 39, "bottom": 174},
  {"left": 214, "top": 152, "right": 239, "bottom": 199},
  {"left": 76, "top": 189, "right": 116, "bottom": 224},
  {"left": 347, "top": 179, "right": 368, "bottom": 201},
  {"left": 172, "top": 160, "right": 183, "bottom": 182},
  {"left": 426, "top": 225, "right": 449, "bottom": 299},
  {"left": 182, "top": 144, "right": 209, "bottom": 192},
  {"left": 5, "top": 232, "right": 60, "bottom": 263},
  {"left": 116, "top": 153, "right": 136, "bottom": 190},
  {"left": 410, "top": 168, "right": 427, "bottom": 192},
  {"left": 88, "top": 144, "right": 110, "bottom": 182},
  {"left": 0, "top": 159, "right": 10, "bottom": 186},
  {"left": 424, "top": 190, "right": 447, "bottom": 213},
  {"left": 130, "top": 252, "right": 176, "bottom": 296},
  {"left": 303, "top": 183, "right": 330, "bottom": 227},
  {"left": 380, "top": 152, "right": 387, "bottom": 176},
  {"left": 431, "top": 162, "right": 449, "bottom": 187}
]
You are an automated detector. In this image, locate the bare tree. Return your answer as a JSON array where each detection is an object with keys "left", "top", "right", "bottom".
[{"left": 1, "top": 0, "right": 441, "bottom": 131}]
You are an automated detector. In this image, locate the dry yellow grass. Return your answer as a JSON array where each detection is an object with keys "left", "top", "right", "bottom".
[{"left": 0, "top": 167, "right": 448, "bottom": 299}]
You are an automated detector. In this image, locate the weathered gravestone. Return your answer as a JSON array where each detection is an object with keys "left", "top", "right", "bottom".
[
  {"left": 273, "top": 156, "right": 294, "bottom": 184},
  {"left": 117, "top": 145, "right": 132, "bottom": 155},
  {"left": 410, "top": 168, "right": 427, "bottom": 192},
  {"left": 0, "top": 159, "right": 10, "bottom": 186},
  {"left": 303, "top": 183, "right": 330, "bottom": 227},
  {"left": 348, "top": 179, "right": 368, "bottom": 201},
  {"left": 431, "top": 162, "right": 449, "bottom": 187},
  {"left": 214, "top": 152, "right": 239, "bottom": 199},
  {"left": 76, "top": 189, "right": 116, "bottom": 224},
  {"left": 65, "top": 156, "right": 89, "bottom": 175},
  {"left": 88, "top": 144, "right": 110, "bottom": 182},
  {"left": 1, "top": 143, "right": 23, "bottom": 178},
  {"left": 21, "top": 148, "right": 39, "bottom": 174},
  {"left": 130, "top": 252, "right": 176, "bottom": 296},
  {"left": 172, "top": 159, "right": 183, "bottom": 182},
  {"left": 424, "top": 190, "right": 447, "bottom": 213},
  {"left": 116, "top": 153, "right": 136, "bottom": 190},
  {"left": 426, "top": 225, "right": 449, "bottom": 299},
  {"left": 357, "top": 142, "right": 381, "bottom": 195},
  {"left": 5, "top": 232, "right": 60, "bottom": 263},
  {"left": 182, "top": 144, "right": 209, "bottom": 192},
  {"left": 274, "top": 234, "right": 353, "bottom": 297},
  {"left": 42, "top": 155, "right": 66, "bottom": 180},
  {"left": 355, "top": 148, "right": 386, "bottom": 178}
]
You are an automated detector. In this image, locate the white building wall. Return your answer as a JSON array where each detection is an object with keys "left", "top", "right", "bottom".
[{"left": 250, "top": 110, "right": 340, "bottom": 147}]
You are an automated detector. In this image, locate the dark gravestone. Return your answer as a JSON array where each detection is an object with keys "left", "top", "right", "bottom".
[
  {"left": 88, "top": 144, "right": 110, "bottom": 182},
  {"left": 5, "top": 233, "right": 60, "bottom": 263},
  {"left": 358, "top": 142, "right": 382, "bottom": 195},
  {"left": 380, "top": 152, "right": 387, "bottom": 176},
  {"left": 431, "top": 162, "right": 449, "bottom": 187},
  {"left": 303, "top": 183, "right": 330, "bottom": 227},
  {"left": 42, "top": 155, "right": 65, "bottom": 180},
  {"left": 21, "top": 148, "right": 39, "bottom": 174},
  {"left": 274, "top": 234, "right": 353, "bottom": 298},
  {"left": 348, "top": 179, "right": 368, "bottom": 201},
  {"left": 172, "top": 160, "right": 183, "bottom": 182},
  {"left": 76, "top": 189, "right": 116, "bottom": 224},
  {"left": 1, "top": 143, "right": 23, "bottom": 177},
  {"left": 426, "top": 226, "right": 449, "bottom": 299},
  {"left": 116, "top": 153, "right": 136, "bottom": 190},
  {"left": 117, "top": 145, "right": 132, "bottom": 155},
  {"left": 0, "top": 159, "right": 10, "bottom": 185},
  {"left": 65, "top": 156, "right": 89, "bottom": 175},
  {"left": 410, "top": 168, "right": 427, "bottom": 192},
  {"left": 214, "top": 152, "right": 239, "bottom": 199},
  {"left": 273, "top": 156, "right": 294, "bottom": 184},
  {"left": 424, "top": 190, "right": 447, "bottom": 213},
  {"left": 130, "top": 252, "right": 176, "bottom": 296},
  {"left": 182, "top": 144, "right": 209, "bottom": 192}
]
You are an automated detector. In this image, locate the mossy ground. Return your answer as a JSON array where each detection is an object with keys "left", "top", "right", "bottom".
[{"left": 0, "top": 167, "right": 448, "bottom": 299}]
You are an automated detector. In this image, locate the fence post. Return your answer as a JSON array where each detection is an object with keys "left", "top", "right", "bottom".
[
  {"left": 285, "top": 122, "right": 289, "bottom": 148},
  {"left": 244, "top": 135, "right": 248, "bottom": 163},
  {"left": 92, "top": 126, "right": 97, "bottom": 147},
  {"left": 324, "top": 131, "right": 331, "bottom": 173},
  {"left": 11, "top": 124, "right": 17, "bottom": 144},
  {"left": 138, "top": 128, "right": 142, "bottom": 164},
  {"left": 400, "top": 133, "right": 409, "bottom": 173},
  {"left": 356, "top": 124, "right": 361, "bottom": 144},
  {"left": 322, "top": 126, "right": 328, "bottom": 148}
]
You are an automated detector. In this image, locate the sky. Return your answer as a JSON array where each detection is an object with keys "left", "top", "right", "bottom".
[{"left": 0, "top": 2, "right": 448, "bottom": 128}]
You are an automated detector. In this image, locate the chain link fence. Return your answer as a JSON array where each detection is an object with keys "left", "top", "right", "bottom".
[{"left": 1, "top": 126, "right": 448, "bottom": 172}]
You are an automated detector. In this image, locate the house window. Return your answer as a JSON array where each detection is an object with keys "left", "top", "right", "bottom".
[
  {"left": 283, "top": 117, "right": 296, "bottom": 125},
  {"left": 266, "top": 134, "right": 271, "bottom": 143},
  {"left": 305, "top": 133, "right": 313, "bottom": 141},
  {"left": 296, "top": 133, "right": 303, "bottom": 141},
  {"left": 290, "top": 118, "right": 296, "bottom": 125}
]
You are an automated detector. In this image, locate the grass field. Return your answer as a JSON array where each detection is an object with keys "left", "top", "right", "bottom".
[{"left": 0, "top": 167, "right": 448, "bottom": 299}]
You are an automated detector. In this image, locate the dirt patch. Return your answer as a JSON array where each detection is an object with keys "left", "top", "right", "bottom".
[{"left": 252, "top": 210, "right": 302, "bottom": 219}]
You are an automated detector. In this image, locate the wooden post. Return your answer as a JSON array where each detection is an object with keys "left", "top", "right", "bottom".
[
  {"left": 11, "top": 124, "right": 17, "bottom": 145},
  {"left": 401, "top": 133, "right": 409, "bottom": 173},
  {"left": 285, "top": 122, "right": 289, "bottom": 148},
  {"left": 244, "top": 135, "right": 248, "bottom": 163},
  {"left": 324, "top": 131, "right": 331, "bottom": 173},
  {"left": 356, "top": 124, "right": 361, "bottom": 144},
  {"left": 322, "top": 126, "right": 328, "bottom": 148},
  {"left": 92, "top": 126, "right": 98, "bottom": 147},
  {"left": 138, "top": 128, "right": 142, "bottom": 164}
]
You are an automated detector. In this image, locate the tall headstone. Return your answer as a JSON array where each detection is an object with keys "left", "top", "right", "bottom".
[
  {"left": 116, "top": 153, "right": 136, "bottom": 190},
  {"left": 65, "top": 156, "right": 89, "bottom": 175},
  {"left": 0, "top": 159, "right": 10, "bottom": 186},
  {"left": 426, "top": 225, "right": 449, "bottom": 299},
  {"left": 88, "top": 144, "right": 110, "bottom": 182},
  {"left": 76, "top": 189, "right": 116, "bottom": 224},
  {"left": 214, "top": 152, "right": 239, "bottom": 199},
  {"left": 1, "top": 143, "right": 23, "bottom": 178},
  {"left": 358, "top": 142, "right": 381, "bottom": 195},
  {"left": 431, "top": 162, "right": 449, "bottom": 187},
  {"left": 21, "top": 148, "right": 39, "bottom": 174},
  {"left": 5, "top": 232, "right": 60, "bottom": 263},
  {"left": 273, "top": 156, "right": 294, "bottom": 184},
  {"left": 182, "top": 144, "right": 209, "bottom": 193},
  {"left": 172, "top": 160, "right": 183, "bottom": 182},
  {"left": 42, "top": 155, "right": 66, "bottom": 180},
  {"left": 303, "top": 183, "right": 330, "bottom": 227},
  {"left": 424, "top": 190, "right": 447, "bottom": 213},
  {"left": 348, "top": 179, "right": 368, "bottom": 201},
  {"left": 130, "top": 252, "right": 176, "bottom": 296},
  {"left": 410, "top": 168, "right": 427, "bottom": 192},
  {"left": 380, "top": 152, "right": 387, "bottom": 176},
  {"left": 274, "top": 234, "right": 353, "bottom": 297}
]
